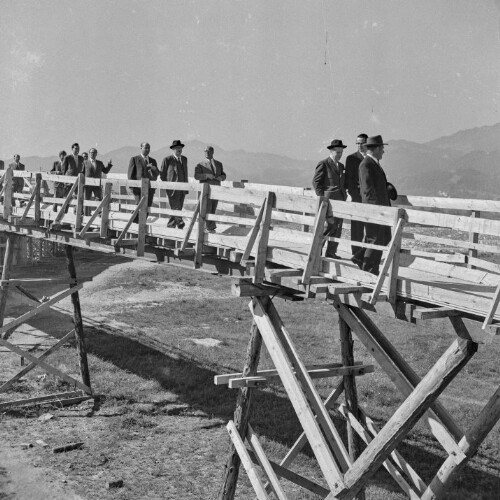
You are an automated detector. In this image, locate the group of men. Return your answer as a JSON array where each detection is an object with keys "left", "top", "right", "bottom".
[
  {"left": 313, "top": 134, "right": 397, "bottom": 275},
  {"left": 127, "top": 140, "right": 226, "bottom": 230}
]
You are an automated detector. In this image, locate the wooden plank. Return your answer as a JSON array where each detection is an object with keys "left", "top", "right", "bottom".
[
  {"left": 34, "top": 173, "right": 42, "bottom": 222},
  {"left": 0, "top": 390, "right": 86, "bottom": 410},
  {"left": 395, "top": 195, "right": 500, "bottom": 213},
  {"left": 302, "top": 198, "right": 328, "bottom": 285},
  {"left": 0, "top": 330, "right": 75, "bottom": 392},
  {"left": 210, "top": 185, "right": 267, "bottom": 206},
  {"left": 3, "top": 167, "right": 13, "bottom": 219},
  {"left": 78, "top": 194, "right": 110, "bottom": 237},
  {"left": 194, "top": 183, "right": 210, "bottom": 269},
  {"left": 206, "top": 213, "right": 256, "bottom": 226},
  {"left": 136, "top": 177, "right": 149, "bottom": 257},
  {"left": 111, "top": 238, "right": 138, "bottom": 246},
  {"left": 265, "top": 268, "right": 302, "bottom": 284},
  {"left": 338, "top": 404, "right": 423, "bottom": 500},
  {"left": 251, "top": 297, "right": 347, "bottom": 490},
  {"left": 467, "top": 256, "right": 500, "bottom": 274},
  {"left": 413, "top": 307, "right": 460, "bottom": 320},
  {"left": 328, "top": 284, "right": 371, "bottom": 295},
  {"left": 227, "top": 365, "right": 374, "bottom": 388},
  {"left": 180, "top": 199, "right": 200, "bottom": 252},
  {"left": 246, "top": 424, "right": 287, "bottom": 500},
  {"left": 482, "top": 283, "right": 500, "bottom": 329},
  {"left": 232, "top": 280, "right": 302, "bottom": 300},
  {"left": 330, "top": 339, "right": 477, "bottom": 500},
  {"left": 226, "top": 420, "right": 271, "bottom": 500},
  {"left": 369, "top": 217, "right": 404, "bottom": 305},
  {"left": 330, "top": 200, "right": 397, "bottom": 225},
  {"left": 19, "top": 185, "right": 37, "bottom": 221},
  {"left": 388, "top": 211, "right": 405, "bottom": 304},
  {"left": 241, "top": 199, "right": 266, "bottom": 263},
  {"left": 253, "top": 193, "right": 275, "bottom": 283}
]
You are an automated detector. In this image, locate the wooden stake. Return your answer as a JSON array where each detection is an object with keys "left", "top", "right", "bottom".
[
  {"left": 195, "top": 183, "right": 210, "bottom": 269},
  {"left": 339, "top": 315, "right": 365, "bottom": 500},
  {"left": 253, "top": 192, "right": 275, "bottom": 283},
  {"left": 137, "top": 177, "right": 149, "bottom": 256},
  {"left": 34, "top": 173, "right": 42, "bottom": 222},
  {"left": 218, "top": 301, "right": 268, "bottom": 500},
  {"left": 0, "top": 233, "right": 15, "bottom": 333},
  {"left": 100, "top": 182, "right": 112, "bottom": 238},
  {"left": 73, "top": 173, "right": 85, "bottom": 236},
  {"left": 65, "top": 245, "right": 92, "bottom": 393}
]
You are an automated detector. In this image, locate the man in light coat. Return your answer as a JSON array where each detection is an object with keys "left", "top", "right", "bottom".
[{"left": 194, "top": 146, "right": 226, "bottom": 232}]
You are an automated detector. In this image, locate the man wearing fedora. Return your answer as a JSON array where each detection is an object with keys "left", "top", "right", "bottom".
[
  {"left": 127, "top": 142, "right": 159, "bottom": 219},
  {"left": 160, "top": 140, "right": 188, "bottom": 229},
  {"left": 194, "top": 145, "right": 226, "bottom": 233},
  {"left": 355, "top": 134, "right": 397, "bottom": 275},
  {"left": 345, "top": 133, "right": 368, "bottom": 258},
  {"left": 312, "top": 139, "right": 347, "bottom": 258}
]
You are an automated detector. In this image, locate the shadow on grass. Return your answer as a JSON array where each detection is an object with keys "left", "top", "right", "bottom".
[{"left": 79, "top": 323, "right": 499, "bottom": 500}]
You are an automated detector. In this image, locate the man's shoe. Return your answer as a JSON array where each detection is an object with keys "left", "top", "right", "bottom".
[
  {"left": 177, "top": 222, "right": 185, "bottom": 229},
  {"left": 325, "top": 253, "right": 340, "bottom": 260}
]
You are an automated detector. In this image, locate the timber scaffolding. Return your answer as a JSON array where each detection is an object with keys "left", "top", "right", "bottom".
[{"left": 0, "top": 166, "right": 499, "bottom": 499}]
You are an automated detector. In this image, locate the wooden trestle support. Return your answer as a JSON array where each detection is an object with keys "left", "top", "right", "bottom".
[
  {"left": 0, "top": 165, "right": 499, "bottom": 496},
  {"left": 0, "top": 232, "right": 93, "bottom": 410}
]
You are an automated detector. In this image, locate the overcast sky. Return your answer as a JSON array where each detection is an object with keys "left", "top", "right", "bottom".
[{"left": 1, "top": 0, "right": 499, "bottom": 160}]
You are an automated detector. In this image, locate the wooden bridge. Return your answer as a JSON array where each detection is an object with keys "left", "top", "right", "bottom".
[{"left": 0, "top": 166, "right": 499, "bottom": 499}]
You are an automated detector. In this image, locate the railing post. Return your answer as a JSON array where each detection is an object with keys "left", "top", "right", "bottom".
[
  {"left": 387, "top": 208, "right": 406, "bottom": 305},
  {"left": 3, "top": 167, "right": 13, "bottom": 219},
  {"left": 34, "top": 173, "right": 42, "bottom": 222},
  {"left": 100, "top": 182, "right": 113, "bottom": 238},
  {"left": 253, "top": 191, "right": 275, "bottom": 283},
  {"left": 74, "top": 173, "right": 85, "bottom": 236},
  {"left": 137, "top": 177, "right": 149, "bottom": 256},
  {"left": 467, "top": 210, "right": 479, "bottom": 269},
  {"left": 195, "top": 183, "right": 210, "bottom": 269}
]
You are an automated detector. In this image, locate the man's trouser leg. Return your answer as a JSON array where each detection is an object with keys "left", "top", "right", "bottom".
[
  {"left": 324, "top": 216, "right": 343, "bottom": 258},
  {"left": 206, "top": 198, "right": 218, "bottom": 231},
  {"left": 167, "top": 191, "right": 184, "bottom": 228},
  {"left": 350, "top": 219, "right": 365, "bottom": 260}
]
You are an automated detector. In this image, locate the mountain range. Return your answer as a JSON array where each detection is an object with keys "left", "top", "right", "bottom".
[{"left": 4, "top": 123, "right": 500, "bottom": 199}]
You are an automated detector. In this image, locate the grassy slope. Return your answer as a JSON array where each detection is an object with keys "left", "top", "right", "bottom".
[{"left": 0, "top": 252, "right": 499, "bottom": 499}]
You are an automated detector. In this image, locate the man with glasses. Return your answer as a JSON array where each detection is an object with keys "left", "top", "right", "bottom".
[{"left": 345, "top": 133, "right": 368, "bottom": 266}]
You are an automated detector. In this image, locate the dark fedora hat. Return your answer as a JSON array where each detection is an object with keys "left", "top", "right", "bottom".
[
  {"left": 365, "top": 135, "right": 388, "bottom": 147},
  {"left": 327, "top": 139, "right": 347, "bottom": 150},
  {"left": 170, "top": 139, "right": 185, "bottom": 149},
  {"left": 386, "top": 182, "right": 398, "bottom": 201}
]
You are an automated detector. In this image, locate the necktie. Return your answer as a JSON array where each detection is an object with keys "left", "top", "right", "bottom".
[{"left": 210, "top": 160, "right": 215, "bottom": 176}]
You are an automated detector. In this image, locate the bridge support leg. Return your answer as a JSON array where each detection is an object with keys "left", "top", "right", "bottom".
[
  {"left": 218, "top": 297, "right": 269, "bottom": 500},
  {"left": 339, "top": 315, "right": 365, "bottom": 500},
  {"left": 0, "top": 233, "right": 16, "bottom": 333},
  {"left": 65, "top": 244, "right": 92, "bottom": 392}
]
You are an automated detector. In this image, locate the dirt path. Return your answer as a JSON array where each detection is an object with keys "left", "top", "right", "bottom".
[{"left": 0, "top": 446, "right": 83, "bottom": 499}]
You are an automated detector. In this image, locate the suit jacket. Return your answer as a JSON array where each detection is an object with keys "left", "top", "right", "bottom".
[
  {"left": 0, "top": 160, "right": 4, "bottom": 170},
  {"left": 84, "top": 159, "right": 112, "bottom": 179},
  {"left": 344, "top": 151, "right": 364, "bottom": 202},
  {"left": 194, "top": 159, "right": 226, "bottom": 185},
  {"left": 9, "top": 162, "right": 25, "bottom": 172},
  {"left": 9, "top": 162, "right": 25, "bottom": 191},
  {"left": 62, "top": 154, "right": 84, "bottom": 176},
  {"left": 312, "top": 157, "right": 346, "bottom": 201},
  {"left": 51, "top": 160, "right": 63, "bottom": 175},
  {"left": 128, "top": 155, "right": 159, "bottom": 182},
  {"left": 358, "top": 155, "right": 390, "bottom": 207},
  {"left": 160, "top": 155, "right": 188, "bottom": 195}
]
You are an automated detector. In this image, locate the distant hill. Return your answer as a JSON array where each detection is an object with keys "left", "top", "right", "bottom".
[{"left": 3, "top": 122, "right": 500, "bottom": 198}]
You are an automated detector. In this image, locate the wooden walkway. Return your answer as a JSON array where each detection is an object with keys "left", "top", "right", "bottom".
[{"left": 0, "top": 167, "right": 499, "bottom": 499}]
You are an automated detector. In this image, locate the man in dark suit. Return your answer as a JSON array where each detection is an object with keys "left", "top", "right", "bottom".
[
  {"left": 345, "top": 133, "right": 368, "bottom": 262},
  {"left": 9, "top": 154, "right": 25, "bottom": 205},
  {"left": 312, "top": 139, "right": 347, "bottom": 258},
  {"left": 194, "top": 145, "right": 226, "bottom": 232},
  {"left": 61, "top": 143, "right": 84, "bottom": 197},
  {"left": 50, "top": 150, "right": 66, "bottom": 211},
  {"left": 83, "top": 148, "right": 113, "bottom": 215},
  {"left": 128, "top": 142, "right": 159, "bottom": 211},
  {"left": 356, "top": 135, "right": 395, "bottom": 275},
  {"left": 160, "top": 139, "right": 188, "bottom": 229}
]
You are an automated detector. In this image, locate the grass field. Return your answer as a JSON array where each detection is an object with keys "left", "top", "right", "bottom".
[{"left": 0, "top": 250, "right": 499, "bottom": 499}]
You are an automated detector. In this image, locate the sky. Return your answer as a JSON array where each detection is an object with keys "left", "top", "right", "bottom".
[{"left": 1, "top": 0, "right": 500, "bottom": 160}]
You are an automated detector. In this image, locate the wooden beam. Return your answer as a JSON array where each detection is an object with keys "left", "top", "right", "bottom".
[
  {"left": 413, "top": 306, "right": 460, "bottom": 320},
  {"left": 246, "top": 424, "right": 287, "bottom": 500},
  {"left": 78, "top": 194, "right": 110, "bottom": 237},
  {"left": 3, "top": 167, "right": 13, "bottom": 219},
  {"left": 232, "top": 280, "right": 302, "bottom": 300},
  {"left": 195, "top": 183, "right": 210, "bottom": 269},
  {"left": 179, "top": 199, "right": 200, "bottom": 252},
  {"left": 253, "top": 192, "right": 276, "bottom": 283},
  {"left": 251, "top": 297, "right": 349, "bottom": 489},
  {"left": 113, "top": 197, "right": 144, "bottom": 246},
  {"left": 388, "top": 210, "right": 405, "bottom": 304},
  {"left": 241, "top": 199, "right": 266, "bottom": 263},
  {"left": 328, "top": 284, "right": 371, "bottom": 295},
  {"left": 0, "top": 390, "right": 87, "bottom": 410},
  {"left": 19, "top": 185, "right": 37, "bottom": 221},
  {"left": 111, "top": 238, "right": 138, "bottom": 246},
  {"left": 330, "top": 339, "right": 477, "bottom": 500},
  {"left": 34, "top": 173, "right": 42, "bottom": 222},
  {"left": 226, "top": 364, "right": 374, "bottom": 388},
  {"left": 52, "top": 177, "right": 79, "bottom": 226},
  {"left": 0, "top": 234, "right": 15, "bottom": 332},
  {"left": 301, "top": 198, "right": 327, "bottom": 285},
  {"left": 73, "top": 173, "right": 85, "bottom": 236},
  {"left": 482, "top": 283, "right": 500, "bottom": 329},
  {"left": 136, "top": 177, "right": 149, "bottom": 256},
  {"left": 265, "top": 268, "right": 302, "bottom": 284},
  {"left": 100, "top": 182, "right": 112, "bottom": 238},
  {"left": 369, "top": 217, "right": 404, "bottom": 305}
]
